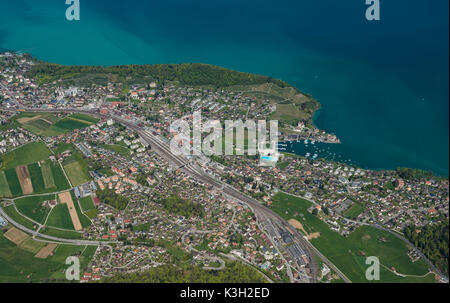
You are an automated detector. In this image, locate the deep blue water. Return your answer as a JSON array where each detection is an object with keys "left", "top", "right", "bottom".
[{"left": 0, "top": 0, "right": 448, "bottom": 175}]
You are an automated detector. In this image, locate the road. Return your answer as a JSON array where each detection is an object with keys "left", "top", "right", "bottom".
[{"left": 0, "top": 206, "right": 111, "bottom": 246}]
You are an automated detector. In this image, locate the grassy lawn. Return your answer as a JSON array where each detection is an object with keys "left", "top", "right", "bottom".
[
  {"left": 99, "top": 144, "right": 130, "bottom": 156},
  {"left": 0, "top": 141, "right": 51, "bottom": 170},
  {"left": 46, "top": 204, "right": 75, "bottom": 230},
  {"left": 343, "top": 203, "right": 365, "bottom": 220},
  {"left": 270, "top": 193, "right": 433, "bottom": 283},
  {"left": 15, "top": 194, "right": 55, "bottom": 225},
  {"left": 0, "top": 171, "right": 12, "bottom": 198}
]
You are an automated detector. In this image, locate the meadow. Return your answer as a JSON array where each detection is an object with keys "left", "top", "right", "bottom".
[
  {"left": 0, "top": 230, "right": 96, "bottom": 282},
  {"left": 15, "top": 194, "right": 56, "bottom": 225},
  {"left": 0, "top": 141, "right": 51, "bottom": 170},
  {"left": 0, "top": 171, "right": 12, "bottom": 198},
  {"left": 270, "top": 193, "right": 433, "bottom": 283},
  {"left": 46, "top": 204, "right": 75, "bottom": 230},
  {"left": 16, "top": 113, "right": 97, "bottom": 137}
]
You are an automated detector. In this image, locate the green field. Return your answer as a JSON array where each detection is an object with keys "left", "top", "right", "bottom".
[
  {"left": 0, "top": 141, "right": 51, "bottom": 170},
  {"left": 99, "top": 144, "right": 130, "bottom": 156},
  {"left": 0, "top": 171, "right": 12, "bottom": 198},
  {"left": 16, "top": 113, "right": 96, "bottom": 137},
  {"left": 271, "top": 193, "right": 433, "bottom": 283},
  {"left": 4, "top": 168, "right": 22, "bottom": 197},
  {"left": 63, "top": 160, "right": 90, "bottom": 186},
  {"left": 41, "top": 227, "right": 83, "bottom": 240},
  {"left": 41, "top": 161, "right": 56, "bottom": 189},
  {"left": 70, "top": 191, "right": 91, "bottom": 228},
  {"left": 27, "top": 163, "right": 45, "bottom": 193},
  {"left": 52, "top": 118, "right": 91, "bottom": 132},
  {"left": 79, "top": 196, "right": 95, "bottom": 212},
  {"left": 49, "top": 161, "right": 71, "bottom": 190},
  {"left": 18, "top": 238, "right": 46, "bottom": 254},
  {"left": 69, "top": 113, "right": 100, "bottom": 124},
  {"left": 15, "top": 195, "right": 55, "bottom": 225},
  {"left": 0, "top": 230, "right": 96, "bottom": 282},
  {"left": 2, "top": 205, "right": 37, "bottom": 230},
  {"left": 343, "top": 203, "right": 365, "bottom": 220},
  {"left": 46, "top": 204, "right": 75, "bottom": 230}
]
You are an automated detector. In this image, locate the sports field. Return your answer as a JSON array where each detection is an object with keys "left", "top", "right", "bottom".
[
  {"left": 271, "top": 193, "right": 434, "bottom": 283},
  {"left": 79, "top": 196, "right": 95, "bottom": 212},
  {"left": 63, "top": 160, "right": 90, "bottom": 186}
]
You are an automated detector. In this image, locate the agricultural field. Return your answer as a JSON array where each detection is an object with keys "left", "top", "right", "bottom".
[
  {"left": 46, "top": 204, "right": 75, "bottom": 230},
  {"left": 4, "top": 168, "right": 22, "bottom": 197},
  {"left": 0, "top": 159, "right": 70, "bottom": 198},
  {"left": 0, "top": 141, "right": 51, "bottom": 170},
  {"left": 16, "top": 112, "right": 97, "bottom": 137},
  {"left": 16, "top": 165, "right": 33, "bottom": 195},
  {"left": 40, "top": 161, "right": 56, "bottom": 189},
  {"left": 28, "top": 163, "right": 46, "bottom": 193},
  {"left": 0, "top": 230, "right": 96, "bottom": 283},
  {"left": 0, "top": 171, "right": 12, "bottom": 198},
  {"left": 49, "top": 161, "right": 71, "bottom": 190},
  {"left": 270, "top": 193, "right": 434, "bottom": 283},
  {"left": 70, "top": 191, "right": 92, "bottom": 229},
  {"left": 15, "top": 194, "right": 55, "bottom": 225}
]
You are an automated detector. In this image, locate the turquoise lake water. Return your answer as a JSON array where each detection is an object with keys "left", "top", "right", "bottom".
[{"left": 0, "top": 0, "right": 448, "bottom": 175}]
